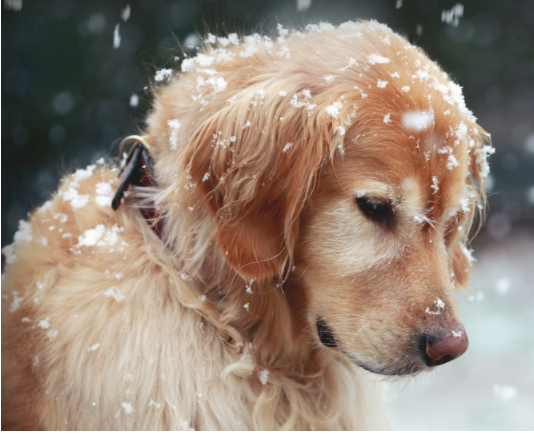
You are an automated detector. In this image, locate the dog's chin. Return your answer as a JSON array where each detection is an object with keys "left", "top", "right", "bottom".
[
  {"left": 342, "top": 352, "right": 429, "bottom": 377},
  {"left": 315, "top": 317, "right": 428, "bottom": 376}
]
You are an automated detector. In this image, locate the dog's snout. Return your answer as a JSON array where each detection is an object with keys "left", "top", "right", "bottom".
[{"left": 419, "top": 327, "right": 469, "bottom": 367}]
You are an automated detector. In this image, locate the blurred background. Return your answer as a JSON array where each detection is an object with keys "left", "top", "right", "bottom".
[{"left": 2, "top": 0, "right": 533, "bottom": 429}]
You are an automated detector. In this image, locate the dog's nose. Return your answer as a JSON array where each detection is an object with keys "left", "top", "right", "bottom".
[{"left": 420, "top": 328, "right": 469, "bottom": 366}]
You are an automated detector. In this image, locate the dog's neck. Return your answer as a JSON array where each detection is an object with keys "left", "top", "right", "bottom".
[{"left": 119, "top": 139, "right": 326, "bottom": 382}]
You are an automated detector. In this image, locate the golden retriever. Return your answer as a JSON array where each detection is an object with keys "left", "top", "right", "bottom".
[{"left": 2, "top": 20, "right": 493, "bottom": 430}]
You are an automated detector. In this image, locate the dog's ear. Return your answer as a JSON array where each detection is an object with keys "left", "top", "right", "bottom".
[
  {"left": 451, "top": 241, "right": 471, "bottom": 287},
  {"left": 451, "top": 125, "right": 492, "bottom": 288},
  {"left": 184, "top": 90, "right": 339, "bottom": 280}
]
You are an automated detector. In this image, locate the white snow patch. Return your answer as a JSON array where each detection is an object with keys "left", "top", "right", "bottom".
[
  {"left": 245, "top": 278, "right": 256, "bottom": 294},
  {"left": 290, "top": 90, "right": 316, "bottom": 114},
  {"left": 367, "top": 53, "right": 390, "bottom": 64},
  {"left": 74, "top": 224, "right": 125, "bottom": 251},
  {"left": 227, "top": 33, "right": 240, "bottom": 45},
  {"left": 383, "top": 113, "right": 391, "bottom": 124},
  {"left": 202, "top": 173, "right": 210, "bottom": 182},
  {"left": 402, "top": 110, "right": 434, "bottom": 131},
  {"left": 104, "top": 287, "right": 125, "bottom": 303},
  {"left": 244, "top": 303, "right": 250, "bottom": 311},
  {"left": 283, "top": 143, "right": 293, "bottom": 153},
  {"left": 460, "top": 243, "right": 476, "bottom": 264},
  {"left": 88, "top": 343, "right": 101, "bottom": 352},
  {"left": 95, "top": 182, "right": 114, "bottom": 207},
  {"left": 154, "top": 69, "right": 173, "bottom": 82},
  {"left": 168, "top": 119, "right": 181, "bottom": 150},
  {"left": 47, "top": 330, "right": 58, "bottom": 340},
  {"left": 77, "top": 225, "right": 106, "bottom": 247},
  {"left": 451, "top": 330, "right": 463, "bottom": 338},
  {"left": 326, "top": 101, "right": 343, "bottom": 119},
  {"left": 38, "top": 317, "right": 51, "bottom": 329},
  {"left": 431, "top": 176, "right": 439, "bottom": 194},
  {"left": 324, "top": 75, "right": 336, "bottom": 84},
  {"left": 59, "top": 164, "right": 96, "bottom": 209},
  {"left": 53, "top": 213, "right": 68, "bottom": 223},
  {"left": 447, "top": 154, "right": 459, "bottom": 171},
  {"left": 259, "top": 369, "right": 270, "bottom": 385},
  {"left": 9, "top": 291, "right": 24, "bottom": 312},
  {"left": 401, "top": 85, "right": 410, "bottom": 92},
  {"left": 455, "top": 122, "right": 468, "bottom": 143},
  {"left": 425, "top": 298, "right": 445, "bottom": 315},
  {"left": 377, "top": 79, "right": 388, "bottom": 89},
  {"left": 474, "top": 144, "right": 495, "bottom": 178},
  {"left": 149, "top": 399, "right": 161, "bottom": 409},
  {"left": 122, "top": 402, "right": 134, "bottom": 415},
  {"left": 180, "top": 420, "right": 193, "bottom": 431},
  {"left": 198, "top": 295, "right": 206, "bottom": 302}
]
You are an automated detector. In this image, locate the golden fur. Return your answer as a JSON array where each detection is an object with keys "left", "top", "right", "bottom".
[{"left": 2, "top": 21, "right": 491, "bottom": 430}]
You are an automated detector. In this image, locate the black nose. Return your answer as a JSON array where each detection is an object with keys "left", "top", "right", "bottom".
[{"left": 418, "top": 328, "right": 469, "bottom": 366}]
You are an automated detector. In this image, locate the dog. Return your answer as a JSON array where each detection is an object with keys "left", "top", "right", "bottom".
[{"left": 2, "top": 20, "right": 493, "bottom": 430}]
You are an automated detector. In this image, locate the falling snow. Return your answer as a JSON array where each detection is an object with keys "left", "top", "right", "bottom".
[{"left": 113, "top": 24, "right": 121, "bottom": 49}]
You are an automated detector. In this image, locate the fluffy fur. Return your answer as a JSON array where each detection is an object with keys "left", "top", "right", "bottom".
[{"left": 2, "top": 21, "right": 491, "bottom": 430}]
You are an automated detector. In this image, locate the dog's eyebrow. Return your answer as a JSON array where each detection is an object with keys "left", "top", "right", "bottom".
[{"left": 353, "top": 182, "right": 396, "bottom": 202}]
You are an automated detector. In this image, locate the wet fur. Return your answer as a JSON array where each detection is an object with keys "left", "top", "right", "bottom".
[{"left": 2, "top": 21, "right": 488, "bottom": 430}]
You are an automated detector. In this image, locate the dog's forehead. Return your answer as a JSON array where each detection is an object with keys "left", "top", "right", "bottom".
[{"left": 329, "top": 113, "right": 473, "bottom": 219}]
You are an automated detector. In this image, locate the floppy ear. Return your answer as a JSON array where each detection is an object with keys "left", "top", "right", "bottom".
[
  {"left": 451, "top": 125, "right": 492, "bottom": 288},
  {"left": 184, "top": 89, "right": 337, "bottom": 280},
  {"left": 451, "top": 241, "right": 471, "bottom": 287}
]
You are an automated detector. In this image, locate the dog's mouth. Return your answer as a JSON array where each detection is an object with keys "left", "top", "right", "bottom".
[
  {"left": 316, "top": 317, "right": 338, "bottom": 348},
  {"left": 315, "top": 317, "right": 428, "bottom": 376}
]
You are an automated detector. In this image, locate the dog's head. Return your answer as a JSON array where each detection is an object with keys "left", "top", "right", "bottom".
[{"left": 149, "top": 21, "right": 492, "bottom": 376}]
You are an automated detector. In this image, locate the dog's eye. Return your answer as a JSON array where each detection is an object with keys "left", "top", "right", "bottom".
[{"left": 355, "top": 197, "right": 395, "bottom": 228}]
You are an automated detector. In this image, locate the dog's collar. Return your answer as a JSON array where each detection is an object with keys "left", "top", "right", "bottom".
[{"left": 112, "top": 135, "right": 165, "bottom": 239}]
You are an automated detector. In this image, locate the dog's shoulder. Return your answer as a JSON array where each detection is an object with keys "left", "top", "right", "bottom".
[{"left": 1, "top": 162, "right": 217, "bottom": 429}]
